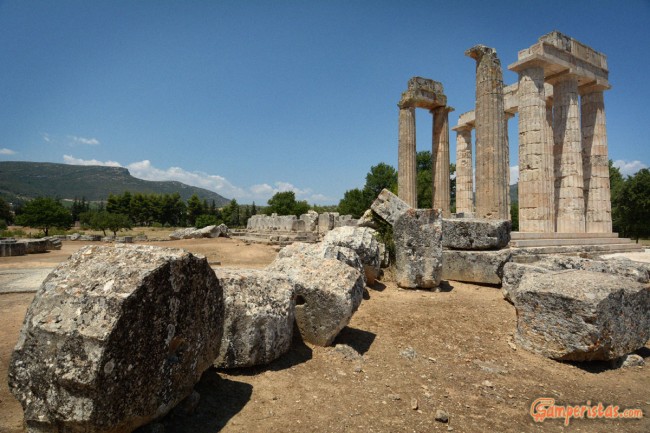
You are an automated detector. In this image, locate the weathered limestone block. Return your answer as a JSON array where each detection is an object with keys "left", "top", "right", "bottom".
[
  {"left": 513, "top": 270, "right": 650, "bottom": 361},
  {"left": 334, "top": 215, "right": 357, "bottom": 228},
  {"left": 267, "top": 256, "right": 364, "bottom": 346},
  {"left": 393, "top": 209, "right": 443, "bottom": 289},
  {"left": 0, "top": 239, "right": 25, "bottom": 257},
  {"left": 17, "top": 239, "right": 49, "bottom": 254},
  {"left": 441, "top": 218, "right": 511, "bottom": 250},
  {"left": 115, "top": 236, "right": 134, "bottom": 243},
  {"left": 318, "top": 212, "right": 338, "bottom": 233},
  {"left": 502, "top": 256, "right": 650, "bottom": 303},
  {"left": 197, "top": 224, "right": 229, "bottom": 238},
  {"left": 300, "top": 211, "right": 319, "bottom": 232},
  {"left": 322, "top": 226, "right": 381, "bottom": 285},
  {"left": 278, "top": 242, "right": 366, "bottom": 287},
  {"left": 67, "top": 233, "right": 81, "bottom": 241},
  {"left": 442, "top": 250, "right": 512, "bottom": 285},
  {"left": 213, "top": 268, "right": 295, "bottom": 369},
  {"left": 42, "top": 236, "right": 63, "bottom": 250},
  {"left": 9, "top": 244, "right": 224, "bottom": 433},
  {"left": 169, "top": 227, "right": 197, "bottom": 240},
  {"left": 371, "top": 189, "right": 411, "bottom": 226},
  {"left": 79, "top": 234, "right": 102, "bottom": 241},
  {"left": 357, "top": 209, "right": 379, "bottom": 230}
]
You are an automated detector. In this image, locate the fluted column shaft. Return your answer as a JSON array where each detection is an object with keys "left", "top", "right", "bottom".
[
  {"left": 581, "top": 90, "right": 612, "bottom": 233},
  {"left": 517, "top": 66, "right": 555, "bottom": 232},
  {"left": 553, "top": 75, "right": 585, "bottom": 233},
  {"left": 432, "top": 106, "right": 451, "bottom": 215},
  {"left": 398, "top": 106, "right": 417, "bottom": 208},
  {"left": 455, "top": 127, "right": 473, "bottom": 214},
  {"left": 466, "top": 45, "right": 509, "bottom": 219},
  {"left": 504, "top": 113, "right": 513, "bottom": 220}
]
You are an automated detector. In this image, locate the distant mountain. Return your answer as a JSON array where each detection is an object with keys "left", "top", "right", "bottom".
[{"left": 0, "top": 161, "right": 231, "bottom": 206}]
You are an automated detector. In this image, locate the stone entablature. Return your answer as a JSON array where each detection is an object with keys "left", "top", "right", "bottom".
[
  {"left": 397, "top": 77, "right": 447, "bottom": 110},
  {"left": 246, "top": 212, "right": 356, "bottom": 234}
]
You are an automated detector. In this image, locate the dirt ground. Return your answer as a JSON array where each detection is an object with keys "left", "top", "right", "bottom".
[{"left": 1, "top": 238, "right": 649, "bottom": 433}]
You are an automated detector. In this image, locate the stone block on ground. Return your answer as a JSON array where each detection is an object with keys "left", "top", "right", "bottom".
[
  {"left": 42, "top": 236, "right": 62, "bottom": 250},
  {"left": 318, "top": 212, "right": 338, "bottom": 233},
  {"left": 371, "top": 189, "right": 411, "bottom": 226},
  {"left": 513, "top": 270, "right": 650, "bottom": 361},
  {"left": 357, "top": 209, "right": 380, "bottom": 230},
  {"left": 267, "top": 255, "right": 364, "bottom": 346},
  {"left": 17, "top": 239, "right": 49, "bottom": 254},
  {"left": 393, "top": 208, "right": 443, "bottom": 289},
  {"left": 0, "top": 239, "right": 25, "bottom": 257},
  {"left": 502, "top": 255, "right": 650, "bottom": 303},
  {"left": 278, "top": 242, "right": 366, "bottom": 287},
  {"left": 300, "top": 211, "right": 319, "bottom": 232},
  {"left": 213, "top": 268, "right": 295, "bottom": 368},
  {"left": 442, "top": 218, "right": 511, "bottom": 250},
  {"left": 169, "top": 227, "right": 198, "bottom": 240},
  {"left": 442, "top": 249, "right": 512, "bottom": 285},
  {"left": 322, "top": 226, "right": 381, "bottom": 284},
  {"left": 9, "top": 244, "right": 224, "bottom": 433}
]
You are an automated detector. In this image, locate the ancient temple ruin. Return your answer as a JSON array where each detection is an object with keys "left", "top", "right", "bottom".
[
  {"left": 453, "top": 31, "right": 613, "bottom": 234},
  {"left": 397, "top": 77, "right": 453, "bottom": 214}
]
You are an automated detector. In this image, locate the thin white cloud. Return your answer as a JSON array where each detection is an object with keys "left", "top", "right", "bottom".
[
  {"left": 509, "top": 165, "right": 519, "bottom": 185},
  {"left": 0, "top": 148, "right": 16, "bottom": 155},
  {"left": 69, "top": 135, "right": 100, "bottom": 146},
  {"left": 41, "top": 133, "right": 51, "bottom": 143},
  {"left": 63, "top": 155, "right": 121, "bottom": 167},
  {"left": 613, "top": 159, "right": 648, "bottom": 177},
  {"left": 62, "top": 155, "right": 332, "bottom": 204}
]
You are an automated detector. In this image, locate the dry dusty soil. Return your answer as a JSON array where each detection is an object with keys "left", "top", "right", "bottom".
[{"left": 1, "top": 238, "right": 649, "bottom": 433}]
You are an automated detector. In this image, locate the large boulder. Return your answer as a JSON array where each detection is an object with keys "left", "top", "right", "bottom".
[
  {"left": 267, "top": 255, "right": 365, "bottom": 346},
  {"left": 197, "top": 224, "right": 229, "bottom": 238},
  {"left": 213, "top": 268, "right": 295, "bottom": 368},
  {"left": 9, "top": 244, "right": 224, "bottom": 433},
  {"left": 442, "top": 218, "right": 511, "bottom": 250},
  {"left": 371, "top": 189, "right": 411, "bottom": 226},
  {"left": 393, "top": 209, "right": 443, "bottom": 289},
  {"left": 322, "top": 226, "right": 381, "bottom": 284},
  {"left": 503, "top": 256, "right": 650, "bottom": 303},
  {"left": 513, "top": 270, "right": 650, "bottom": 361},
  {"left": 278, "top": 242, "right": 366, "bottom": 285},
  {"left": 442, "top": 249, "right": 512, "bottom": 285},
  {"left": 168, "top": 227, "right": 198, "bottom": 240}
]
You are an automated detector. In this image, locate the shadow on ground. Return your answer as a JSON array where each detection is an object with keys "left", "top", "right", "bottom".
[{"left": 143, "top": 369, "right": 253, "bottom": 433}]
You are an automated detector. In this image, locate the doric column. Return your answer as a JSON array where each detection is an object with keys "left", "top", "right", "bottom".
[
  {"left": 432, "top": 106, "right": 452, "bottom": 215},
  {"left": 552, "top": 74, "right": 585, "bottom": 233},
  {"left": 517, "top": 66, "right": 555, "bottom": 232},
  {"left": 581, "top": 88, "right": 612, "bottom": 233},
  {"left": 504, "top": 112, "right": 513, "bottom": 220},
  {"left": 398, "top": 106, "right": 417, "bottom": 208},
  {"left": 455, "top": 127, "right": 473, "bottom": 214},
  {"left": 465, "top": 45, "right": 509, "bottom": 220}
]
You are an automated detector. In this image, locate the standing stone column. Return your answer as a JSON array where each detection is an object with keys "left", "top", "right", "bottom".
[
  {"left": 432, "top": 106, "right": 452, "bottom": 215},
  {"left": 553, "top": 75, "right": 585, "bottom": 233},
  {"left": 504, "top": 112, "right": 513, "bottom": 219},
  {"left": 398, "top": 106, "right": 417, "bottom": 208},
  {"left": 455, "top": 127, "right": 474, "bottom": 214},
  {"left": 517, "top": 66, "right": 555, "bottom": 232},
  {"left": 465, "top": 45, "right": 509, "bottom": 219},
  {"left": 581, "top": 89, "right": 612, "bottom": 233}
]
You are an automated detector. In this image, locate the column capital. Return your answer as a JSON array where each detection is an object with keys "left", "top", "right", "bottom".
[
  {"left": 546, "top": 70, "right": 580, "bottom": 85},
  {"left": 430, "top": 105, "right": 455, "bottom": 115}
]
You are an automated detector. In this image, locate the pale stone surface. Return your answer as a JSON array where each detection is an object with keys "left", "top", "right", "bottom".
[
  {"left": 581, "top": 89, "right": 613, "bottom": 233},
  {"left": 300, "top": 210, "right": 319, "bottom": 232},
  {"left": 213, "top": 268, "right": 295, "bottom": 369},
  {"left": 432, "top": 106, "right": 452, "bottom": 215},
  {"left": 357, "top": 209, "right": 380, "bottom": 230},
  {"left": 267, "top": 256, "right": 364, "bottom": 346},
  {"left": 442, "top": 249, "right": 512, "bottom": 285},
  {"left": 398, "top": 106, "right": 417, "bottom": 208},
  {"left": 553, "top": 75, "right": 585, "bottom": 233},
  {"left": 513, "top": 270, "right": 650, "bottom": 361},
  {"left": 455, "top": 127, "right": 474, "bottom": 214},
  {"left": 9, "top": 244, "right": 224, "bottom": 433},
  {"left": 169, "top": 225, "right": 229, "bottom": 240},
  {"left": 16, "top": 239, "right": 48, "bottom": 254},
  {"left": 370, "top": 189, "right": 411, "bottom": 226},
  {"left": 442, "top": 218, "right": 511, "bottom": 250},
  {"left": 277, "top": 242, "right": 366, "bottom": 287},
  {"left": 322, "top": 226, "right": 381, "bottom": 285},
  {"left": 502, "top": 256, "right": 650, "bottom": 303},
  {"left": 318, "top": 212, "right": 339, "bottom": 233},
  {"left": 393, "top": 208, "right": 443, "bottom": 289},
  {"left": 466, "top": 45, "right": 509, "bottom": 220}
]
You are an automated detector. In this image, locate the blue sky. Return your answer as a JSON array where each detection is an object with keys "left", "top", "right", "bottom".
[{"left": 1, "top": 0, "right": 648, "bottom": 204}]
